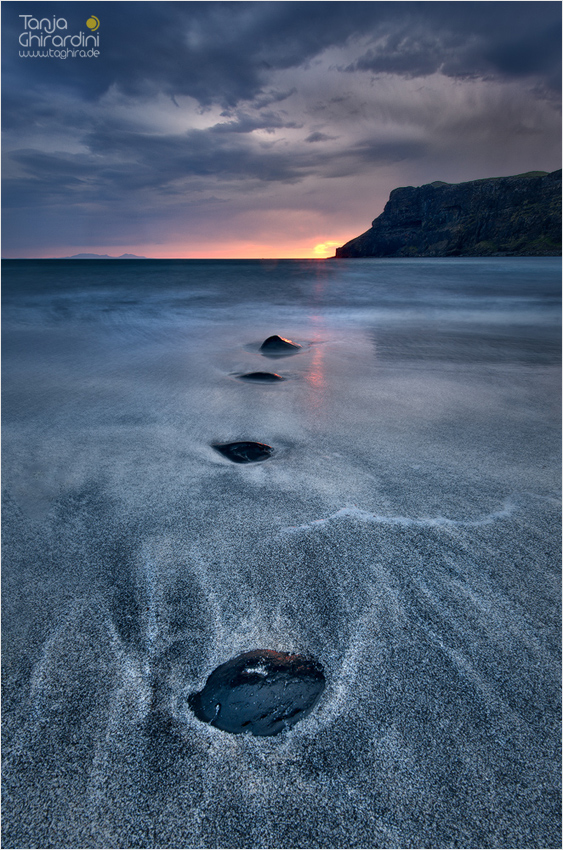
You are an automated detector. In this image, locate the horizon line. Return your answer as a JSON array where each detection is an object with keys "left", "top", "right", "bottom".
[{"left": 1, "top": 256, "right": 334, "bottom": 261}]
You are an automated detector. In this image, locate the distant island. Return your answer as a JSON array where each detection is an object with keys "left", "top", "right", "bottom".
[
  {"left": 61, "top": 253, "right": 148, "bottom": 259},
  {"left": 335, "top": 169, "right": 561, "bottom": 257}
]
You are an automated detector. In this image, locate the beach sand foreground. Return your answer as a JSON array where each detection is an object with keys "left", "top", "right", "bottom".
[{"left": 2, "top": 258, "right": 560, "bottom": 848}]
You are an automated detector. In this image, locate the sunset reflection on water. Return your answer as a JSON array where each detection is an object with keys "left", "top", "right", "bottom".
[
  {"left": 305, "top": 334, "right": 326, "bottom": 390},
  {"left": 304, "top": 302, "right": 328, "bottom": 413}
]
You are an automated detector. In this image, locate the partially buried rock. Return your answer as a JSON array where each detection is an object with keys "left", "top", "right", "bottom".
[
  {"left": 260, "top": 335, "right": 302, "bottom": 355},
  {"left": 189, "top": 649, "right": 325, "bottom": 736},
  {"left": 212, "top": 441, "right": 273, "bottom": 463},
  {"left": 237, "top": 371, "right": 285, "bottom": 382}
]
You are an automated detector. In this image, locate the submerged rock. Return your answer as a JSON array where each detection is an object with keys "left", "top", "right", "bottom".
[
  {"left": 212, "top": 441, "right": 273, "bottom": 463},
  {"left": 189, "top": 649, "right": 325, "bottom": 736},
  {"left": 260, "top": 335, "right": 302, "bottom": 355},
  {"left": 237, "top": 371, "right": 285, "bottom": 382}
]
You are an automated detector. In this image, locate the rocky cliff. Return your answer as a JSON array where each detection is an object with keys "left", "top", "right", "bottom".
[{"left": 335, "top": 170, "right": 561, "bottom": 257}]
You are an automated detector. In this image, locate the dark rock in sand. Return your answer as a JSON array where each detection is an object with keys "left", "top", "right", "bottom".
[
  {"left": 188, "top": 649, "right": 325, "bottom": 736},
  {"left": 237, "top": 371, "right": 286, "bottom": 383},
  {"left": 212, "top": 441, "right": 273, "bottom": 463},
  {"left": 260, "top": 335, "right": 302, "bottom": 355}
]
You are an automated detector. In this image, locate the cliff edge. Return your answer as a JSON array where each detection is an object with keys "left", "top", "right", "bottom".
[{"left": 335, "top": 170, "right": 561, "bottom": 257}]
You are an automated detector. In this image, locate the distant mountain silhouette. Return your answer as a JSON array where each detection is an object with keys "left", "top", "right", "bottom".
[{"left": 62, "top": 253, "right": 148, "bottom": 259}]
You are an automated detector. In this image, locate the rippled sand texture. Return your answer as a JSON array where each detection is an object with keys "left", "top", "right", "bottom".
[{"left": 2, "top": 258, "right": 561, "bottom": 848}]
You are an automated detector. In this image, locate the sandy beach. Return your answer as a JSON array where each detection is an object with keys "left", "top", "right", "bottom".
[{"left": 2, "top": 257, "right": 561, "bottom": 848}]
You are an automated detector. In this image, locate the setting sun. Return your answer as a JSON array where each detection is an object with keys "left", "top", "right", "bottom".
[{"left": 313, "top": 241, "right": 342, "bottom": 257}]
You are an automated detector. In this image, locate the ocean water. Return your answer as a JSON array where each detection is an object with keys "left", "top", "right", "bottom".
[{"left": 2, "top": 257, "right": 561, "bottom": 848}]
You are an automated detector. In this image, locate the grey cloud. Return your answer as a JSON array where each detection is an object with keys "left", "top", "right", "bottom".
[
  {"left": 5, "top": 114, "right": 430, "bottom": 215},
  {"left": 1, "top": 3, "right": 560, "bottom": 184},
  {"left": 344, "top": 2, "right": 561, "bottom": 89},
  {"left": 2, "top": 1, "right": 560, "bottom": 256},
  {"left": 346, "top": 30, "right": 459, "bottom": 78},
  {"left": 3, "top": 1, "right": 378, "bottom": 108},
  {"left": 210, "top": 110, "right": 302, "bottom": 134},
  {"left": 305, "top": 132, "right": 338, "bottom": 143},
  {"left": 3, "top": 2, "right": 559, "bottom": 116},
  {"left": 249, "top": 88, "right": 297, "bottom": 109}
]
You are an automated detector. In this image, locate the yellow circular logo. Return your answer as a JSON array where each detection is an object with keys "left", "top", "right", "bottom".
[{"left": 86, "top": 16, "right": 100, "bottom": 30}]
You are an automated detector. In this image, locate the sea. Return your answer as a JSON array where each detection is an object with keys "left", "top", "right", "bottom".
[{"left": 2, "top": 257, "right": 561, "bottom": 848}]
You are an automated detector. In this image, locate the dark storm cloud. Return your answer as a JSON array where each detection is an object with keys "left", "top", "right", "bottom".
[
  {"left": 346, "top": 3, "right": 562, "bottom": 91},
  {"left": 305, "top": 132, "right": 338, "bottom": 144},
  {"left": 5, "top": 119, "right": 425, "bottom": 210},
  {"left": 2, "top": 1, "right": 560, "bottom": 255},
  {"left": 3, "top": 2, "right": 560, "bottom": 109},
  {"left": 3, "top": 2, "right": 560, "bottom": 134},
  {"left": 3, "top": 0, "right": 369, "bottom": 106}
]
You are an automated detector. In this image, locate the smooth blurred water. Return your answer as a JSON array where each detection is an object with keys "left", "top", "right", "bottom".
[
  {"left": 3, "top": 258, "right": 560, "bottom": 513},
  {"left": 2, "top": 257, "right": 561, "bottom": 849},
  {"left": 3, "top": 256, "right": 561, "bottom": 320}
]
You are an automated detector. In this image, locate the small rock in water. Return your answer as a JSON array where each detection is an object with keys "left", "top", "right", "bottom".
[
  {"left": 189, "top": 650, "right": 325, "bottom": 736},
  {"left": 260, "top": 335, "right": 302, "bottom": 355},
  {"left": 237, "top": 371, "right": 285, "bottom": 382},
  {"left": 212, "top": 441, "right": 273, "bottom": 463}
]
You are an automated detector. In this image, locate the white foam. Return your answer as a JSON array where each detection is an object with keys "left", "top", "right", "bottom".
[
  {"left": 281, "top": 499, "right": 517, "bottom": 534},
  {"left": 318, "top": 609, "right": 380, "bottom": 726}
]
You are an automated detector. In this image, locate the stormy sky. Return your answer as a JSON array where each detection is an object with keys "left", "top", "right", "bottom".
[{"left": 2, "top": 1, "right": 561, "bottom": 258}]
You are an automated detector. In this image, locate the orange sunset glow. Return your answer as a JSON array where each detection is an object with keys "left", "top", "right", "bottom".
[{"left": 42, "top": 236, "right": 356, "bottom": 260}]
